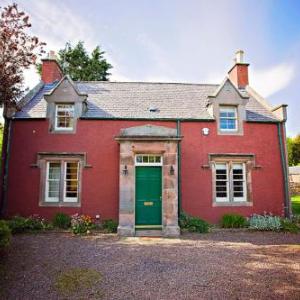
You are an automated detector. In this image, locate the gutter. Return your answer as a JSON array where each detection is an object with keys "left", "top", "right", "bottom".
[
  {"left": 277, "top": 122, "right": 291, "bottom": 218},
  {"left": 177, "top": 120, "right": 182, "bottom": 218}
]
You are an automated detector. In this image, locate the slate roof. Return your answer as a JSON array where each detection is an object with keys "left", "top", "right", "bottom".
[{"left": 14, "top": 80, "right": 279, "bottom": 122}]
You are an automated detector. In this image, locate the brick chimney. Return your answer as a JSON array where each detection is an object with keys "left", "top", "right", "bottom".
[
  {"left": 228, "top": 50, "right": 249, "bottom": 89},
  {"left": 41, "top": 51, "right": 64, "bottom": 84}
]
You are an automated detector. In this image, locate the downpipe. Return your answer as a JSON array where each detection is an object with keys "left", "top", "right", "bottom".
[{"left": 277, "top": 122, "right": 291, "bottom": 218}]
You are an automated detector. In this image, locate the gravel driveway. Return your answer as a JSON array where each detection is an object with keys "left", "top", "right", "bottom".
[{"left": 0, "top": 231, "right": 299, "bottom": 299}]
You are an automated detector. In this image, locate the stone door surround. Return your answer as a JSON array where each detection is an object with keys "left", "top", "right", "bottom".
[{"left": 115, "top": 124, "right": 182, "bottom": 237}]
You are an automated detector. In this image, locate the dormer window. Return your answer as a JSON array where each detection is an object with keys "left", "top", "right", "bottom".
[
  {"left": 55, "top": 104, "right": 75, "bottom": 131},
  {"left": 219, "top": 106, "right": 238, "bottom": 132}
]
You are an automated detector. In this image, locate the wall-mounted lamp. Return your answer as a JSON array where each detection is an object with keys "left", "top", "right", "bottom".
[
  {"left": 170, "top": 165, "right": 175, "bottom": 175},
  {"left": 202, "top": 127, "right": 210, "bottom": 136},
  {"left": 122, "top": 165, "right": 128, "bottom": 175}
]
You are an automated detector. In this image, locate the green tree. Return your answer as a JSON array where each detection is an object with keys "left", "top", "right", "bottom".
[
  {"left": 37, "top": 41, "right": 112, "bottom": 81},
  {"left": 287, "top": 135, "right": 300, "bottom": 166}
]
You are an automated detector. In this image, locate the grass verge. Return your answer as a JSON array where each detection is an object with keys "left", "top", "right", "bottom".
[
  {"left": 54, "top": 268, "right": 102, "bottom": 298},
  {"left": 292, "top": 195, "right": 300, "bottom": 215}
]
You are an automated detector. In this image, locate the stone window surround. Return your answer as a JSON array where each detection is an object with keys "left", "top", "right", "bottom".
[
  {"left": 44, "top": 76, "right": 87, "bottom": 134},
  {"left": 209, "top": 154, "right": 256, "bottom": 207},
  {"left": 35, "top": 152, "right": 91, "bottom": 207},
  {"left": 116, "top": 138, "right": 181, "bottom": 237},
  {"left": 216, "top": 104, "right": 244, "bottom": 136}
]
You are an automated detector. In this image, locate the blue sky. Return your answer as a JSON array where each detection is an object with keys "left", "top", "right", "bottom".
[{"left": 4, "top": 0, "right": 300, "bottom": 136}]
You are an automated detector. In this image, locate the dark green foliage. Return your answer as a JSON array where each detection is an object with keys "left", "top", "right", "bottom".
[
  {"left": 37, "top": 41, "right": 112, "bottom": 81},
  {"left": 53, "top": 213, "right": 71, "bottom": 229},
  {"left": 221, "top": 213, "right": 247, "bottom": 228},
  {"left": 179, "top": 212, "right": 209, "bottom": 233},
  {"left": 0, "top": 220, "right": 11, "bottom": 248},
  {"left": 8, "top": 215, "right": 51, "bottom": 233},
  {"left": 102, "top": 219, "right": 118, "bottom": 233},
  {"left": 280, "top": 218, "right": 300, "bottom": 233},
  {"left": 7, "top": 216, "right": 27, "bottom": 233},
  {"left": 287, "top": 135, "right": 300, "bottom": 166}
]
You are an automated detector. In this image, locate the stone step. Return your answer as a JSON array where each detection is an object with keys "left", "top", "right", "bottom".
[{"left": 135, "top": 230, "right": 163, "bottom": 237}]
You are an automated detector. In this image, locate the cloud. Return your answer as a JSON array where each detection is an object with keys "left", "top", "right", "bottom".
[
  {"left": 5, "top": 0, "right": 123, "bottom": 87},
  {"left": 251, "top": 63, "right": 295, "bottom": 98},
  {"left": 16, "top": 1, "right": 98, "bottom": 52}
]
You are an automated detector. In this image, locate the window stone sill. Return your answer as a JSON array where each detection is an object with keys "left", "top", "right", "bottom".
[
  {"left": 39, "top": 202, "right": 81, "bottom": 208},
  {"left": 213, "top": 201, "right": 253, "bottom": 207}
]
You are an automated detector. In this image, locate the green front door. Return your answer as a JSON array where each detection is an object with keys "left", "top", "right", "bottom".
[{"left": 135, "top": 166, "right": 162, "bottom": 226}]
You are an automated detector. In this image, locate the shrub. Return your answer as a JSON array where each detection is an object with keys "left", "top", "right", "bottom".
[
  {"left": 8, "top": 215, "right": 52, "bottom": 233},
  {"left": 0, "top": 220, "right": 11, "bottom": 248},
  {"left": 179, "top": 212, "right": 209, "bottom": 233},
  {"left": 53, "top": 213, "right": 71, "bottom": 229},
  {"left": 281, "top": 218, "right": 300, "bottom": 234},
  {"left": 249, "top": 214, "right": 281, "bottom": 231},
  {"left": 221, "top": 213, "right": 247, "bottom": 228},
  {"left": 102, "top": 219, "right": 118, "bottom": 233},
  {"left": 8, "top": 216, "right": 27, "bottom": 233},
  {"left": 71, "top": 214, "right": 94, "bottom": 234}
]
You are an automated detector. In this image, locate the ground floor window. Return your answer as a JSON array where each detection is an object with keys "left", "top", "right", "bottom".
[
  {"left": 45, "top": 160, "right": 80, "bottom": 204},
  {"left": 215, "top": 162, "right": 247, "bottom": 203}
]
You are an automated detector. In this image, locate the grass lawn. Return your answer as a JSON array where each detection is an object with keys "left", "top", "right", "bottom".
[{"left": 292, "top": 195, "right": 300, "bottom": 215}]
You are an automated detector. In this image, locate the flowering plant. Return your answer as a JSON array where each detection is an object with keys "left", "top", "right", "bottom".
[{"left": 71, "top": 214, "right": 94, "bottom": 234}]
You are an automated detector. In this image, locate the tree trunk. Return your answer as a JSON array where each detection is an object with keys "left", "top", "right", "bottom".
[{"left": 0, "top": 107, "right": 11, "bottom": 217}]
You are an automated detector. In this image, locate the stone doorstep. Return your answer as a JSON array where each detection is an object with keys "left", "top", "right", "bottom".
[{"left": 135, "top": 230, "right": 163, "bottom": 237}]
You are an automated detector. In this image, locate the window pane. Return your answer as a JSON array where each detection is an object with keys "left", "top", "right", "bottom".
[
  {"left": 142, "top": 156, "right": 149, "bottom": 163},
  {"left": 149, "top": 156, "right": 155, "bottom": 163},
  {"left": 48, "top": 181, "right": 59, "bottom": 198},
  {"left": 55, "top": 104, "right": 75, "bottom": 130},
  {"left": 215, "top": 164, "right": 228, "bottom": 201},
  {"left": 227, "top": 119, "right": 236, "bottom": 129},
  {"left": 136, "top": 156, "right": 142, "bottom": 163},
  {"left": 155, "top": 156, "right": 161, "bottom": 163},
  {"left": 64, "top": 162, "right": 79, "bottom": 201},
  {"left": 46, "top": 162, "right": 61, "bottom": 202},
  {"left": 219, "top": 106, "right": 237, "bottom": 131},
  {"left": 216, "top": 163, "right": 227, "bottom": 170},
  {"left": 232, "top": 164, "right": 246, "bottom": 201}
]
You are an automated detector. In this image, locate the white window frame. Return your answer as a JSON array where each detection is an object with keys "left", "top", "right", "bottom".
[
  {"left": 54, "top": 104, "right": 75, "bottom": 131},
  {"left": 44, "top": 160, "right": 80, "bottom": 204},
  {"left": 215, "top": 163, "right": 230, "bottom": 202},
  {"left": 219, "top": 106, "right": 238, "bottom": 132},
  {"left": 135, "top": 154, "right": 163, "bottom": 166},
  {"left": 45, "top": 162, "right": 61, "bottom": 203},
  {"left": 232, "top": 163, "right": 247, "bottom": 202},
  {"left": 214, "top": 162, "right": 247, "bottom": 203},
  {"left": 63, "top": 161, "right": 79, "bottom": 202}
]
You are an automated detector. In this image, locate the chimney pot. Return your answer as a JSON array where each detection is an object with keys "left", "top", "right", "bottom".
[
  {"left": 235, "top": 50, "right": 244, "bottom": 63},
  {"left": 48, "top": 50, "right": 56, "bottom": 60}
]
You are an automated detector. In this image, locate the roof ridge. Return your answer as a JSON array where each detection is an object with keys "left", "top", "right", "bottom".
[{"left": 75, "top": 81, "right": 219, "bottom": 86}]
